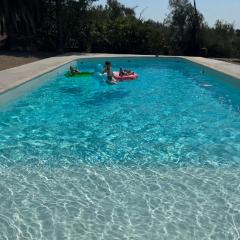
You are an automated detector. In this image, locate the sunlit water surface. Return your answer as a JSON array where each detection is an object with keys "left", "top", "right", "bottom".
[{"left": 0, "top": 58, "right": 240, "bottom": 239}]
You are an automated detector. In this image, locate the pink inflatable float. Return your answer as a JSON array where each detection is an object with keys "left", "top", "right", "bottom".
[{"left": 113, "top": 72, "right": 138, "bottom": 81}]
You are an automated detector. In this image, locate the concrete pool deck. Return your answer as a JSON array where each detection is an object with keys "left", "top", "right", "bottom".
[{"left": 0, "top": 54, "right": 240, "bottom": 95}]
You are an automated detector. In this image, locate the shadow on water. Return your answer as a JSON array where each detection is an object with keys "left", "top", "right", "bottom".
[
  {"left": 83, "top": 90, "right": 129, "bottom": 106},
  {"left": 60, "top": 87, "right": 83, "bottom": 95}
]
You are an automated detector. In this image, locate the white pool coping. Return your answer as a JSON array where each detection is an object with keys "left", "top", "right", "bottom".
[{"left": 0, "top": 54, "right": 240, "bottom": 95}]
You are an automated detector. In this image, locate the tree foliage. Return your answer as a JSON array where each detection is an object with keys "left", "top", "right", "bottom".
[{"left": 0, "top": 0, "right": 239, "bottom": 58}]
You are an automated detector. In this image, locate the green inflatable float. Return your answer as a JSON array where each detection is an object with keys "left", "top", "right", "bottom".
[{"left": 64, "top": 71, "right": 94, "bottom": 78}]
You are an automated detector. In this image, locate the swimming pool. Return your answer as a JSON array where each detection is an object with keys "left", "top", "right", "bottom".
[{"left": 0, "top": 57, "right": 240, "bottom": 239}]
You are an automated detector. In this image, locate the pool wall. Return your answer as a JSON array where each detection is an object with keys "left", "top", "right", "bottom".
[
  {"left": 0, "top": 59, "right": 78, "bottom": 108},
  {"left": 182, "top": 58, "right": 240, "bottom": 88}
]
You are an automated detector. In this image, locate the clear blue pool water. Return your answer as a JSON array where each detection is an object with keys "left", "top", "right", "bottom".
[{"left": 0, "top": 58, "right": 240, "bottom": 239}]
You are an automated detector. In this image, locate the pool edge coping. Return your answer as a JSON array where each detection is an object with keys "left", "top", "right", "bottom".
[
  {"left": 0, "top": 54, "right": 240, "bottom": 95},
  {"left": 182, "top": 56, "right": 240, "bottom": 80}
]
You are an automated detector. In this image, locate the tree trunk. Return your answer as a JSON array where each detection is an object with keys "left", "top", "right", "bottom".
[
  {"left": 56, "top": 0, "right": 64, "bottom": 51},
  {"left": 192, "top": 0, "right": 200, "bottom": 55},
  {"left": 3, "top": 0, "right": 15, "bottom": 50}
]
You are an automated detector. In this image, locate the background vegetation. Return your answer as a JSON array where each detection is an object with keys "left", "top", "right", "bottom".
[{"left": 0, "top": 0, "right": 240, "bottom": 57}]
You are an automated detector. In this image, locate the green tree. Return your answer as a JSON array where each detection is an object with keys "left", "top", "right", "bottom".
[
  {"left": 106, "top": 0, "right": 135, "bottom": 20},
  {"left": 0, "top": 0, "right": 39, "bottom": 49},
  {"left": 0, "top": 0, "right": 239, "bottom": 57},
  {"left": 165, "top": 0, "right": 203, "bottom": 55},
  {"left": 202, "top": 20, "right": 236, "bottom": 57}
]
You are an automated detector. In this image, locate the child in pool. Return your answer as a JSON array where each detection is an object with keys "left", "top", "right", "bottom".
[
  {"left": 119, "top": 67, "right": 134, "bottom": 76},
  {"left": 103, "top": 61, "right": 117, "bottom": 84},
  {"left": 69, "top": 66, "right": 81, "bottom": 76}
]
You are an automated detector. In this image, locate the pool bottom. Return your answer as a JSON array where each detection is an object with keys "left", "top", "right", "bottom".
[{"left": 0, "top": 164, "right": 239, "bottom": 240}]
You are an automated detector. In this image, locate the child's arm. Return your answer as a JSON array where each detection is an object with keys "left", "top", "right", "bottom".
[{"left": 102, "top": 66, "right": 107, "bottom": 74}]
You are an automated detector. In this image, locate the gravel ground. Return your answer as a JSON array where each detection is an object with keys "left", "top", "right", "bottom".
[{"left": 0, "top": 51, "right": 56, "bottom": 71}]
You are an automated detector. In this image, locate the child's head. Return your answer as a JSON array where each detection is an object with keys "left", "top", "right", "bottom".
[{"left": 105, "top": 61, "right": 111, "bottom": 67}]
